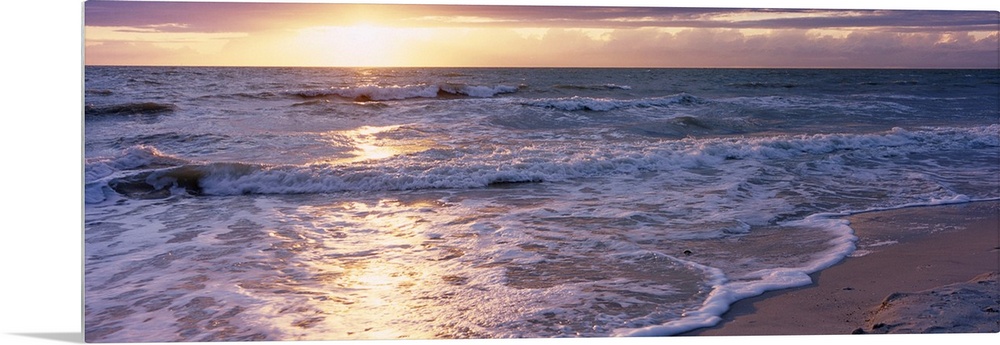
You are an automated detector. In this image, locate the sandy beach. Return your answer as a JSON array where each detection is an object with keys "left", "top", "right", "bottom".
[{"left": 682, "top": 200, "right": 999, "bottom": 337}]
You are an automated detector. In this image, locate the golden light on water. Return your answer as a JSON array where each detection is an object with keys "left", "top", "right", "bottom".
[
  {"left": 225, "top": 199, "right": 456, "bottom": 339},
  {"left": 353, "top": 143, "right": 399, "bottom": 161},
  {"left": 315, "top": 125, "right": 435, "bottom": 165},
  {"left": 296, "top": 199, "right": 449, "bottom": 339}
]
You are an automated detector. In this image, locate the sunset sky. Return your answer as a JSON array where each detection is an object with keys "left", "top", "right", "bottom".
[{"left": 82, "top": 0, "right": 999, "bottom": 68}]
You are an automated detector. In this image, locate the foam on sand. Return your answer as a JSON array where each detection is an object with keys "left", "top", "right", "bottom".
[{"left": 682, "top": 201, "right": 1000, "bottom": 336}]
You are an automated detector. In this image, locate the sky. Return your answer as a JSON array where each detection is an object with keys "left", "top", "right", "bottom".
[{"left": 82, "top": 0, "right": 999, "bottom": 68}]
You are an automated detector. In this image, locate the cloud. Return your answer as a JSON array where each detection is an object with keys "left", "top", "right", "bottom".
[
  {"left": 85, "top": 2, "right": 998, "bottom": 32},
  {"left": 82, "top": 2, "right": 999, "bottom": 68},
  {"left": 389, "top": 25, "right": 998, "bottom": 68},
  {"left": 85, "top": 1, "right": 367, "bottom": 32},
  {"left": 719, "top": 10, "right": 1000, "bottom": 31},
  {"left": 620, "top": 28, "right": 999, "bottom": 68},
  {"left": 85, "top": 41, "right": 204, "bottom": 66}
]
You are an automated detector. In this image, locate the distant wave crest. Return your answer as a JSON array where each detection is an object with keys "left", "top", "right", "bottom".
[
  {"left": 85, "top": 102, "right": 177, "bottom": 117},
  {"left": 290, "top": 83, "right": 521, "bottom": 101},
  {"left": 553, "top": 83, "right": 633, "bottom": 91},
  {"left": 523, "top": 93, "right": 702, "bottom": 111}
]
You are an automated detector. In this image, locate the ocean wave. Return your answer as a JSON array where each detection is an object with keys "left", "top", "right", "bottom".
[
  {"left": 232, "top": 91, "right": 281, "bottom": 99},
  {"left": 625, "top": 116, "right": 760, "bottom": 138},
  {"left": 859, "top": 80, "right": 921, "bottom": 86},
  {"left": 289, "top": 83, "right": 521, "bottom": 101},
  {"left": 553, "top": 83, "right": 633, "bottom": 91},
  {"left": 85, "top": 89, "right": 114, "bottom": 96},
  {"left": 115, "top": 132, "right": 232, "bottom": 150},
  {"left": 523, "top": 93, "right": 701, "bottom": 111},
  {"left": 85, "top": 146, "right": 191, "bottom": 203},
  {"left": 191, "top": 91, "right": 282, "bottom": 101},
  {"left": 104, "top": 160, "right": 552, "bottom": 200},
  {"left": 85, "top": 146, "right": 188, "bottom": 181},
  {"left": 85, "top": 102, "right": 177, "bottom": 117},
  {"left": 87, "top": 125, "right": 998, "bottom": 203},
  {"left": 726, "top": 82, "right": 798, "bottom": 89}
]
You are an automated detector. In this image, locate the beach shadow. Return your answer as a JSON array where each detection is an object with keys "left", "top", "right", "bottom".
[{"left": 9, "top": 332, "right": 83, "bottom": 343}]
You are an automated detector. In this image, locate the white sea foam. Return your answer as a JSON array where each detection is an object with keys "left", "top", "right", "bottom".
[
  {"left": 615, "top": 214, "right": 858, "bottom": 336},
  {"left": 84, "top": 146, "right": 190, "bottom": 202},
  {"left": 85, "top": 145, "right": 186, "bottom": 177},
  {"left": 90, "top": 125, "right": 999, "bottom": 202},
  {"left": 447, "top": 84, "right": 520, "bottom": 98}
]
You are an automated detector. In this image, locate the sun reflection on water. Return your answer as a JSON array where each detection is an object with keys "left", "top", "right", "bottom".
[
  {"left": 313, "top": 125, "right": 435, "bottom": 165},
  {"left": 256, "top": 198, "right": 467, "bottom": 340}
]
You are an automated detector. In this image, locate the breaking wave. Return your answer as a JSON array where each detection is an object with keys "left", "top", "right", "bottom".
[{"left": 86, "top": 125, "right": 999, "bottom": 203}]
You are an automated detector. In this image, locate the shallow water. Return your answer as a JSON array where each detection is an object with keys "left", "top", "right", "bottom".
[{"left": 84, "top": 67, "right": 999, "bottom": 341}]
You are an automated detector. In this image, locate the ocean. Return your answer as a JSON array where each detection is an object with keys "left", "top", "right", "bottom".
[{"left": 83, "top": 67, "right": 999, "bottom": 341}]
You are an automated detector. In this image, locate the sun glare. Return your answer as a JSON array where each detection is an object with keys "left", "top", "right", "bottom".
[
  {"left": 296, "top": 23, "right": 437, "bottom": 67},
  {"left": 303, "top": 24, "right": 397, "bottom": 66}
]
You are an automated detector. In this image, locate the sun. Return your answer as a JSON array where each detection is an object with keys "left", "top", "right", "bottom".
[
  {"left": 295, "top": 22, "right": 436, "bottom": 67},
  {"left": 334, "top": 23, "right": 399, "bottom": 66}
]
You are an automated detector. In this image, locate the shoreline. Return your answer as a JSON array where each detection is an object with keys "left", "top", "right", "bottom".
[{"left": 681, "top": 200, "right": 1000, "bottom": 336}]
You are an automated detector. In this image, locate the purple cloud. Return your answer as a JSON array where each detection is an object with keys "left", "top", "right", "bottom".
[{"left": 85, "top": 2, "right": 998, "bottom": 32}]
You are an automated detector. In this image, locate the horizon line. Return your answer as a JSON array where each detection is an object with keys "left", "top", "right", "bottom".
[{"left": 82, "top": 64, "right": 999, "bottom": 70}]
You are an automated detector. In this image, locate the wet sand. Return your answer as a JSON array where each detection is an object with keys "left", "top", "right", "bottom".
[{"left": 681, "top": 200, "right": 999, "bottom": 337}]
